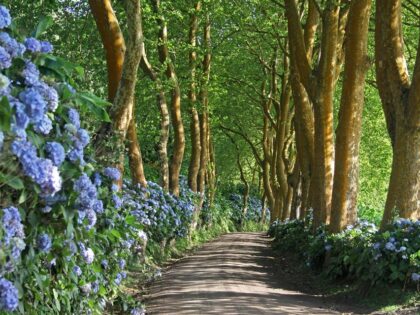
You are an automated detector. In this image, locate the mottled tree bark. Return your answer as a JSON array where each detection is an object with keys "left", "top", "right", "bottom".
[
  {"left": 88, "top": 0, "right": 125, "bottom": 101},
  {"left": 140, "top": 52, "right": 170, "bottom": 190},
  {"left": 376, "top": 0, "right": 420, "bottom": 229},
  {"left": 152, "top": 0, "right": 185, "bottom": 196},
  {"left": 311, "top": 3, "right": 340, "bottom": 228},
  {"left": 198, "top": 14, "right": 212, "bottom": 196},
  {"left": 89, "top": 0, "right": 146, "bottom": 187},
  {"left": 111, "top": 0, "right": 144, "bottom": 184},
  {"left": 188, "top": 1, "right": 202, "bottom": 192},
  {"left": 128, "top": 106, "right": 147, "bottom": 187},
  {"left": 286, "top": 0, "right": 346, "bottom": 229},
  {"left": 330, "top": 0, "right": 372, "bottom": 233}
]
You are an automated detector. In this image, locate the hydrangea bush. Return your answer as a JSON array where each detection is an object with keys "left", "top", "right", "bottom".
[
  {"left": 228, "top": 193, "right": 269, "bottom": 225},
  {"left": 0, "top": 7, "right": 150, "bottom": 314},
  {"left": 270, "top": 217, "right": 420, "bottom": 287}
]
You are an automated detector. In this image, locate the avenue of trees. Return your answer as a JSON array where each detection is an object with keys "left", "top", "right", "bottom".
[{"left": 7, "top": 0, "right": 420, "bottom": 230}]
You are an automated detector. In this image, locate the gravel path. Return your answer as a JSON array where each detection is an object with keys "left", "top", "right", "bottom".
[{"left": 146, "top": 232, "right": 357, "bottom": 314}]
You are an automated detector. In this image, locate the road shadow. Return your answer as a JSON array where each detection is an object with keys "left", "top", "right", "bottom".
[{"left": 145, "top": 232, "right": 367, "bottom": 314}]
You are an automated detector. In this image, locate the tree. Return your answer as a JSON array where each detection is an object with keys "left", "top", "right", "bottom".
[
  {"left": 330, "top": 0, "right": 372, "bottom": 233},
  {"left": 152, "top": 0, "right": 185, "bottom": 196},
  {"left": 89, "top": 0, "right": 146, "bottom": 187},
  {"left": 376, "top": 0, "right": 420, "bottom": 228}
]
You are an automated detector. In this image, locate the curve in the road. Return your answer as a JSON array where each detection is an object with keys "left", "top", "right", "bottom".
[{"left": 146, "top": 232, "right": 350, "bottom": 315}]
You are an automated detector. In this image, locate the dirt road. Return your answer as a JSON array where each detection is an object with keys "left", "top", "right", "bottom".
[{"left": 146, "top": 232, "right": 355, "bottom": 314}]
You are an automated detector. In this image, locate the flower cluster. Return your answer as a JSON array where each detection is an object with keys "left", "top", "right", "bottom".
[
  {"left": 0, "top": 6, "right": 147, "bottom": 313},
  {"left": 270, "top": 218, "right": 420, "bottom": 287},
  {"left": 0, "top": 207, "right": 25, "bottom": 276},
  {"left": 228, "top": 193, "right": 269, "bottom": 225}
]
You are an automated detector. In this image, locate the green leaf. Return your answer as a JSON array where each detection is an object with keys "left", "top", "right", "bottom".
[
  {"left": 0, "top": 96, "right": 12, "bottom": 131},
  {"left": 125, "top": 215, "right": 137, "bottom": 225},
  {"left": 75, "top": 92, "right": 111, "bottom": 122},
  {"left": 7, "top": 177, "right": 24, "bottom": 190},
  {"left": 18, "top": 190, "right": 27, "bottom": 204},
  {"left": 110, "top": 229, "right": 122, "bottom": 239},
  {"left": 0, "top": 172, "right": 25, "bottom": 190},
  {"left": 33, "top": 16, "right": 53, "bottom": 38}
]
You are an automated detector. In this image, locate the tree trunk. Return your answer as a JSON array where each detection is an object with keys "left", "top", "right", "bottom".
[
  {"left": 152, "top": 0, "right": 185, "bottom": 196},
  {"left": 311, "top": 3, "right": 340, "bottom": 229},
  {"left": 88, "top": 0, "right": 125, "bottom": 101},
  {"left": 189, "top": 108, "right": 201, "bottom": 191},
  {"left": 89, "top": 0, "right": 144, "bottom": 187},
  {"left": 375, "top": 0, "right": 420, "bottom": 228},
  {"left": 198, "top": 14, "right": 212, "bottom": 196},
  {"left": 330, "top": 0, "right": 371, "bottom": 233},
  {"left": 187, "top": 1, "right": 202, "bottom": 192},
  {"left": 127, "top": 107, "right": 147, "bottom": 187},
  {"left": 140, "top": 52, "right": 170, "bottom": 191}
]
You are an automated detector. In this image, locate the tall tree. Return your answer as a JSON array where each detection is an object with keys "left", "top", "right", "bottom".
[
  {"left": 198, "top": 12, "right": 212, "bottom": 195},
  {"left": 152, "top": 0, "right": 185, "bottom": 196},
  {"left": 188, "top": 1, "right": 202, "bottom": 192},
  {"left": 89, "top": 0, "right": 146, "bottom": 187},
  {"left": 330, "top": 0, "right": 372, "bottom": 233},
  {"left": 285, "top": 0, "right": 348, "bottom": 228},
  {"left": 376, "top": 0, "right": 420, "bottom": 228}
]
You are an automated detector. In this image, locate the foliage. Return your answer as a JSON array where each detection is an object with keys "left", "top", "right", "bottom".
[
  {"left": 228, "top": 193, "right": 268, "bottom": 225},
  {"left": 270, "top": 218, "right": 420, "bottom": 288}
]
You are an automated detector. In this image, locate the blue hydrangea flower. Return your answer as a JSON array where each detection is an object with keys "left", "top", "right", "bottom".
[
  {"left": 111, "top": 183, "right": 119, "bottom": 192},
  {"left": 112, "top": 194, "right": 122, "bottom": 209},
  {"left": 40, "top": 41, "right": 53, "bottom": 53},
  {"left": 24, "top": 37, "right": 41, "bottom": 53},
  {"left": 13, "top": 104, "right": 30, "bottom": 130},
  {"left": 385, "top": 242, "right": 396, "bottom": 251},
  {"left": 118, "top": 259, "right": 126, "bottom": 269},
  {"left": 93, "top": 200, "right": 104, "bottom": 214},
  {"left": 36, "top": 82, "right": 59, "bottom": 112},
  {"left": 22, "top": 61, "right": 40, "bottom": 86},
  {"left": 0, "top": 6, "right": 11, "bottom": 29},
  {"left": 91, "top": 280, "right": 99, "bottom": 293},
  {"left": 80, "top": 245, "right": 94, "bottom": 264},
  {"left": 73, "top": 265, "right": 82, "bottom": 277},
  {"left": 67, "top": 147, "right": 84, "bottom": 164},
  {"left": 68, "top": 108, "right": 80, "bottom": 128},
  {"left": 73, "top": 129, "right": 90, "bottom": 149},
  {"left": 85, "top": 210, "right": 97, "bottom": 230},
  {"left": 45, "top": 142, "right": 65, "bottom": 166},
  {"left": 37, "top": 233, "right": 52, "bottom": 252},
  {"left": 19, "top": 88, "right": 46, "bottom": 123},
  {"left": 34, "top": 115, "right": 53, "bottom": 135},
  {"left": 0, "top": 32, "right": 25, "bottom": 57},
  {"left": 0, "top": 46, "right": 11, "bottom": 69},
  {"left": 74, "top": 174, "right": 98, "bottom": 209},
  {"left": 0, "top": 131, "right": 3, "bottom": 151},
  {"left": 1, "top": 206, "right": 25, "bottom": 260},
  {"left": 114, "top": 273, "right": 122, "bottom": 285},
  {"left": 412, "top": 273, "right": 420, "bottom": 282},
  {"left": 130, "top": 307, "right": 145, "bottom": 315},
  {"left": 10, "top": 238, "right": 25, "bottom": 261},
  {"left": 0, "top": 278, "right": 18, "bottom": 311},
  {"left": 93, "top": 172, "right": 102, "bottom": 187},
  {"left": 104, "top": 167, "right": 121, "bottom": 181}
]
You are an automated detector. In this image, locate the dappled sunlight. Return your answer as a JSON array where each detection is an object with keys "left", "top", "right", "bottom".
[{"left": 146, "top": 233, "right": 346, "bottom": 314}]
